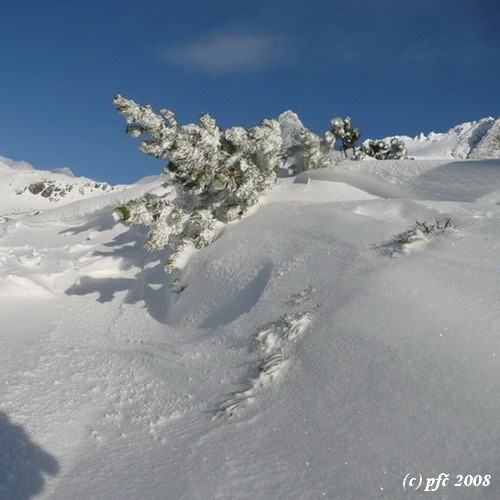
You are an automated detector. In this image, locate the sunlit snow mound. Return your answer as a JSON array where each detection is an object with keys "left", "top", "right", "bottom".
[{"left": 2, "top": 152, "right": 500, "bottom": 499}]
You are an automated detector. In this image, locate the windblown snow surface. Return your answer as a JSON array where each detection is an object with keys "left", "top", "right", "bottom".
[{"left": 2, "top": 153, "right": 500, "bottom": 499}]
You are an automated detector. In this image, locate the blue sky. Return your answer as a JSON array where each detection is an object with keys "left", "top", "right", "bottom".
[{"left": 1, "top": 0, "right": 499, "bottom": 184}]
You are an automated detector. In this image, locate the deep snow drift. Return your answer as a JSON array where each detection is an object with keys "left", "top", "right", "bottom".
[{"left": 1, "top": 138, "right": 500, "bottom": 498}]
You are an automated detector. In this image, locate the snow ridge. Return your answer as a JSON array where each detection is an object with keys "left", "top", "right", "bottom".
[{"left": 396, "top": 116, "right": 500, "bottom": 160}]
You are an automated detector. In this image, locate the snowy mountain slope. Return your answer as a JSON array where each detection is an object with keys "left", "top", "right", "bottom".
[
  {"left": 468, "top": 119, "right": 500, "bottom": 159},
  {"left": 0, "top": 156, "right": 132, "bottom": 222},
  {"left": 2, "top": 154, "right": 500, "bottom": 499},
  {"left": 0, "top": 155, "right": 36, "bottom": 172},
  {"left": 391, "top": 117, "right": 500, "bottom": 160},
  {"left": 0, "top": 158, "right": 171, "bottom": 227}
]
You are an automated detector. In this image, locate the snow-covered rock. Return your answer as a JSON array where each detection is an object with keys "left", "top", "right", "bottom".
[{"left": 277, "top": 110, "right": 306, "bottom": 151}]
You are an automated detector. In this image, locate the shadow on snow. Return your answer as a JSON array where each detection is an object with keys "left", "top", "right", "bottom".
[
  {"left": 0, "top": 411, "right": 59, "bottom": 500},
  {"left": 64, "top": 220, "right": 174, "bottom": 325}
]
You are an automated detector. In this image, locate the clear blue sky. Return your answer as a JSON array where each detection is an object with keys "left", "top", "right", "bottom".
[{"left": 1, "top": 0, "right": 499, "bottom": 184}]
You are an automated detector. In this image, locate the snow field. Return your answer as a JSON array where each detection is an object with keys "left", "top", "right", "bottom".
[{"left": 1, "top": 156, "right": 500, "bottom": 498}]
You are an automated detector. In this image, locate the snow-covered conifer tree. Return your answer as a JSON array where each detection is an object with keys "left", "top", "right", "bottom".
[
  {"left": 293, "top": 128, "right": 335, "bottom": 173},
  {"left": 281, "top": 115, "right": 363, "bottom": 173},
  {"left": 331, "top": 117, "right": 360, "bottom": 157},
  {"left": 113, "top": 95, "right": 282, "bottom": 272},
  {"left": 284, "top": 127, "right": 335, "bottom": 175},
  {"left": 359, "top": 137, "right": 407, "bottom": 160}
]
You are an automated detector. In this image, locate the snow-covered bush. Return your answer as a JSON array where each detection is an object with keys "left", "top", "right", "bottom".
[
  {"left": 279, "top": 113, "right": 363, "bottom": 173},
  {"left": 359, "top": 137, "right": 407, "bottom": 160},
  {"left": 331, "top": 117, "right": 360, "bottom": 157},
  {"left": 113, "top": 95, "right": 283, "bottom": 272},
  {"left": 391, "top": 218, "right": 455, "bottom": 254},
  {"left": 285, "top": 127, "right": 335, "bottom": 175}
]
